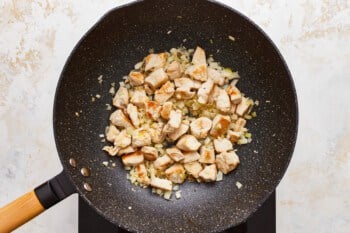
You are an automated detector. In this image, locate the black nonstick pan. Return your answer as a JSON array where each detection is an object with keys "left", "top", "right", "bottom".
[{"left": 0, "top": 0, "right": 298, "bottom": 232}]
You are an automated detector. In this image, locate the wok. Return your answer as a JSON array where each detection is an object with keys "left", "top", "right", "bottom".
[{"left": 0, "top": 0, "right": 298, "bottom": 232}]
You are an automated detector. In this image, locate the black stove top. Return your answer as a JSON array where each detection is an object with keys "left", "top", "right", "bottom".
[{"left": 78, "top": 191, "right": 275, "bottom": 233}]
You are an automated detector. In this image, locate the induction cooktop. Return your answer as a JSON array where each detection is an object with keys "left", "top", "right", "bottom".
[{"left": 78, "top": 191, "right": 275, "bottom": 233}]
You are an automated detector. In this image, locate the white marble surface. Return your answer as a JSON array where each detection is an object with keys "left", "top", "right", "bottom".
[{"left": 0, "top": 0, "right": 349, "bottom": 232}]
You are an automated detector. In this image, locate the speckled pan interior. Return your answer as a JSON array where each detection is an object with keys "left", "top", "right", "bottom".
[{"left": 53, "top": 0, "right": 298, "bottom": 232}]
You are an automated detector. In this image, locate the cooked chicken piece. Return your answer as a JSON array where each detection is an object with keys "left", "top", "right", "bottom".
[
  {"left": 135, "top": 164, "right": 150, "bottom": 185},
  {"left": 126, "top": 104, "right": 140, "bottom": 127},
  {"left": 184, "top": 162, "right": 203, "bottom": 178},
  {"left": 160, "top": 102, "right": 173, "bottom": 120},
  {"left": 213, "top": 138, "right": 233, "bottom": 153},
  {"left": 167, "top": 123, "right": 189, "bottom": 141},
  {"left": 154, "top": 81, "right": 175, "bottom": 104},
  {"left": 185, "top": 63, "right": 207, "bottom": 82},
  {"left": 150, "top": 177, "right": 172, "bottom": 191},
  {"left": 165, "top": 164, "right": 186, "bottom": 184},
  {"left": 236, "top": 97, "right": 251, "bottom": 116},
  {"left": 208, "top": 67, "right": 224, "bottom": 86},
  {"left": 227, "top": 130, "right": 241, "bottom": 143},
  {"left": 128, "top": 71, "right": 144, "bottom": 86},
  {"left": 174, "top": 78, "right": 197, "bottom": 100},
  {"left": 234, "top": 118, "right": 247, "bottom": 132},
  {"left": 210, "top": 114, "right": 231, "bottom": 137},
  {"left": 117, "top": 146, "right": 136, "bottom": 156},
  {"left": 150, "top": 122, "right": 166, "bottom": 144},
  {"left": 114, "top": 130, "right": 132, "bottom": 148},
  {"left": 153, "top": 155, "right": 173, "bottom": 171},
  {"left": 141, "top": 146, "right": 159, "bottom": 161},
  {"left": 102, "top": 146, "right": 119, "bottom": 156},
  {"left": 144, "top": 53, "right": 167, "bottom": 71},
  {"left": 110, "top": 109, "right": 134, "bottom": 129},
  {"left": 176, "top": 135, "right": 201, "bottom": 152},
  {"left": 174, "top": 77, "right": 193, "bottom": 88},
  {"left": 168, "top": 110, "right": 182, "bottom": 129},
  {"left": 190, "top": 117, "right": 212, "bottom": 139},
  {"left": 163, "top": 110, "right": 182, "bottom": 134},
  {"left": 216, "top": 89, "right": 231, "bottom": 113},
  {"left": 132, "top": 129, "right": 152, "bottom": 147},
  {"left": 121, "top": 151, "right": 144, "bottom": 166},
  {"left": 208, "top": 85, "right": 222, "bottom": 104},
  {"left": 183, "top": 151, "right": 200, "bottom": 163},
  {"left": 192, "top": 46, "right": 207, "bottom": 65},
  {"left": 199, "top": 146, "right": 215, "bottom": 164},
  {"left": 185, "top": 47, "right": 207, "bottom": 81},
  {"left": 215, "top": 151, "right": 240, "bottom": 174},
  {"left": 199, "top": 164, "right": 217, "bottom": 182},
  {"left": 145, "top": 68, "right": 168, "bottom": 90},
  {"left": 166, "top": 61, "right": 183, "bottom": 80},
  {"left": 145, "top": 101, "right": 161, "bottom": 120},
  {"left": 166, "top": 147, "right": 185, "bottom": 162},
  {"left": 197, "top": 78, "right": 214, "bottom": 104},
  {"left": 130, "top": 88, "right": 149, "bottom": 108},
  {"left": 226, "top": 84, "right": 242, "bottom": 104},
  {"left": 175, "top": 87, "right": 196, "bottom": 100},
  {"left": 113, "top": 86, "right": 129, "bottom": 108},
  {"left": 106, "top": 124, "right": 120, "bottom": 142}
]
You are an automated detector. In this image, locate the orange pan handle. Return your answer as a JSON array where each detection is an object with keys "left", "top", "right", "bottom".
[
  {"left": 0, "top": 171, "right": 75, "bottom": 233},
  {"left": 0, "top": 191, "right": 44, "bottom": 233}
]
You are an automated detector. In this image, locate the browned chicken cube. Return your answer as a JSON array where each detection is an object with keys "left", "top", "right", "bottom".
[
  {"left": 135, "top": 164, "right": 150, "bottom": 185},
  {"left": 154, "top": 81, "right": 175, "bottom": 104},
  {"left": 184, "top": 162, "right": 203, "bottom": 178},
  {"left": 168, "top": 123, "right": 189, "bottom": 141},
  {"left": 141, "top": 146, "right": 159, "bottom": 161},
  {"left": 166, "top": 147, "right": 185, "bottom": 162},
  {"left": 210, "top": 115, "right": 230, "bottom": 138},
  {"left": 153, "top": 155, "right": 173, "bottom": 171},
  {"left": 150, "top": 177, "right": 172, "bottom": 191},
  {"left": 199, "top": 164, "right": 217, "bottom": 182},
  {"left": 113, "top": 86, "right": 129, "bottom": 108},
  {"left": 176, "top": 135, "right": 201, "bottom": 152},
  {"left": 145, "top": 101, "right": 161, "bottom": 121},
  {"left": 132, "top": 129, "right": 152, "bottom": 147},
  {"left": 110, "top": 109, "right": 134, "bottom": 129},
  {"left": 199, "top": 146, "right": 215, "bottom": 164},
  {"left": 145, "top": 68, "right": 169, "bottom": 90},
  {"left": 144, "top": 53, "right": 167, "bottom": 71},
  {"left": 215, "top": 151, "right": 240, "bottom": 174},
  {"left": 166, "top": 61, "right": 183, "bottom": 80},
  {"left": 128, "top": 71, "right": 144, "bottom": 86},
  {"left": 122, "top": 151, "right": 144, "bottom": 166},
  {"left": 160, "top": 101, "right": 173, "bottom": 120},
  {"left": 165, "top": 164, "right": 186, "bottom": 184},
  {"left": 190, "top": 117, "right": 212, "bottom": 139},
  {"left": 183, "top": 151, "right": 200, "bottom": 163}
]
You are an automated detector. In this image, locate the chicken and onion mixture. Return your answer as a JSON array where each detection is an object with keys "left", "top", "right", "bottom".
[{"left": 103, "top": 47, "right": 256, "bottom": 199}]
